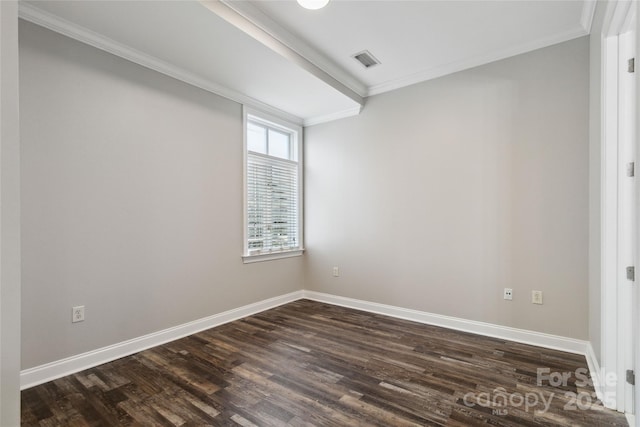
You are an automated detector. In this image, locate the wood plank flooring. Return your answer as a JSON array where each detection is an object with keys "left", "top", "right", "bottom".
[{"left": 21, "top": 299, "right": 628, "bottom": 426}]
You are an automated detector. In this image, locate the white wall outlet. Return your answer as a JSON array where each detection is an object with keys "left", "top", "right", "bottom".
[
  {"left": 503, "top": 288, "right": 513, "bottom": 300},
  {"left": 332, "top": 266, "right": 340, "bottom": 277},
  {"left": 72, "top": 305, "right": 85, "bottom": 323},
  {"left": 532, "top": 290, "right": 543, "bottom": 305}
]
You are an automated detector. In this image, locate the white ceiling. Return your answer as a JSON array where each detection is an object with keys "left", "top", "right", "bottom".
[
  {"left": 247, "top": 0, "right": 591, "bottom": 95},
  {"left": 19, "top": 0, "right": 594, "bottom": 126}
]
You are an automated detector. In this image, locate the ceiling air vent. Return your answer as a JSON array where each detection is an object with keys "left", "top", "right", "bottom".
[{"left": 352, "top": 50, "right": 380, "bottom": 69}]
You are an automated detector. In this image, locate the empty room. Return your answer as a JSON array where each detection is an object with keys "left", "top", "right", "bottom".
[{"left": 1, "top": 0, "right": 639, "bottom": 425}]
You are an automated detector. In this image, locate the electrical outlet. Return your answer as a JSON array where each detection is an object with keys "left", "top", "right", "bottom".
[
  {"left": 332, "top": 266, "right": 340, "bottom": 277},
  {"left": 532, "top": 291, "right": 543, "bottom": 305},
  {"left": 72, "top": 306, "right": 85, "bottom": 323},
  {"left": 504, "top": 288, "right": 513, "bottom": 300}
]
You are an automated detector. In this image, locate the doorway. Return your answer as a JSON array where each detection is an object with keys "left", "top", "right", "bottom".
[{"left": 602, "top": 0, "right": 637, "bottom": 421}]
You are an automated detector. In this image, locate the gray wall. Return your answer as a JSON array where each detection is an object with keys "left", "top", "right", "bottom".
[
  {"left": 20, "top": 21, "right": 303, "bottom": 369},
  {"left": 20, "top": 18, "right": 592, "bottom": 371},
  {"left": 304, "top": 37, "right": 590, "bottom": 339},
  {"left": 1, "top": 1, "right": 22, "bottom": 424}
]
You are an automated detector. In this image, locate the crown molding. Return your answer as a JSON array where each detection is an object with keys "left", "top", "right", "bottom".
[
  {"left": 603, "top": 0, "right": 634, "bottom": 37},
  {"left": 580, "top": 0, "right": 597, "bottom": 33},
  {"left": 620, "top": 0, "right": 637, "bottom": 33},
  {"left": 203, "top": 0, "right": 364, "bottom": 107},
  {"left": 367, "top": 25, "right": 588, "bottom": 97},
  {"left": 303, "top": 105, "right": 362, "bottom": 127},
  {"left": 18, "top": 2, "right": 304, "bottom": 126},
  {"left": 219, "top": 0, "right": 367, "bottom": 99},
  {"left": 18, "top": 1, "right": 590, "bottom": 126},
  {"left": 580, "top": 0, "right": 598, "bottom": 34}
]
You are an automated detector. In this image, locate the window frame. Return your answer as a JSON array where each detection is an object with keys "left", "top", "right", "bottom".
[{"left": 242, "top": 107, "right": 304, "bottom": 263}]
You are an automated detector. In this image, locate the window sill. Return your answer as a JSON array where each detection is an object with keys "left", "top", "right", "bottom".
[{"left": 242, "top": 249, "right": 304, "bottom": 264}]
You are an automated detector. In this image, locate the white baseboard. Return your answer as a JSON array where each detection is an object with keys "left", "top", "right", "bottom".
[
  {"left": 302, "top": 291, "right": 589, "bottom": 355},
  {"left": 626, "top": 413, "right": 635, "bottom": 427},
  {"left": 20, "top": 290, "right": 304, "bottom": 390},
  {"left": 22, "top": 289, "right": 597, "bottom": 393},
  {"left": 585, "top": 341, "right": 608, "bottom": 406}
]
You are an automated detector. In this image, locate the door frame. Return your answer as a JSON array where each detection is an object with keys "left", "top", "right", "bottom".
[{"left": 601, "top": 0, "right": 637, "bottom": 416}]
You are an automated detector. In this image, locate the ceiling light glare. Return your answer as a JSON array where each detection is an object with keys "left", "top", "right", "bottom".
[{"left": 296, "top": 0, "right": 330, "bottom": 10}]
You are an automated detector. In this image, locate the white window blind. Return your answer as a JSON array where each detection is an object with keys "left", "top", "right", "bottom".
[
  {"left": 244, "top": 113, "right": 302, "bottom": 258},
  {"left": 247, "top": 153, "right": 299, "bottom": 253}
]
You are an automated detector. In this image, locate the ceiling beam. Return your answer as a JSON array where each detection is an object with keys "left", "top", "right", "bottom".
[{"left": 200, "top": 0, "right": 365, "bottom": 107}]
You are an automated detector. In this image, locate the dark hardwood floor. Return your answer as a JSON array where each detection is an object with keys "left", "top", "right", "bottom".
[{"left": 22, "top": 299, "right": 628, "bottom": 426}]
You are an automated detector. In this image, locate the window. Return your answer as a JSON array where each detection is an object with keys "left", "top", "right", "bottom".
[{"left": 243, "top": 108, "right": 303, "bottom": 262}]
